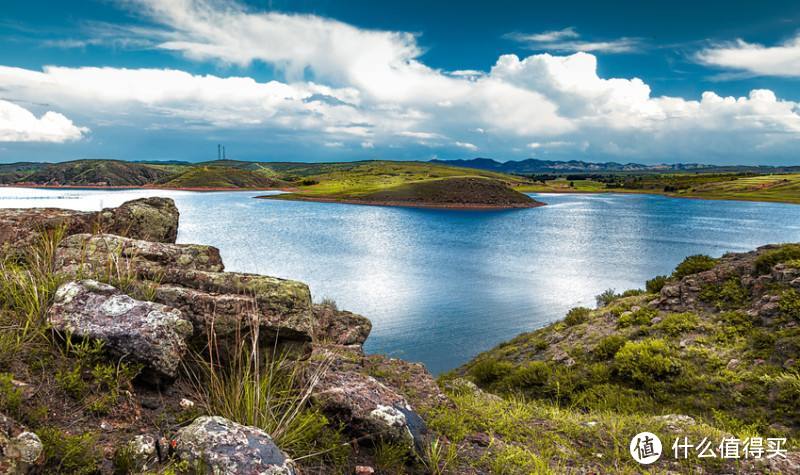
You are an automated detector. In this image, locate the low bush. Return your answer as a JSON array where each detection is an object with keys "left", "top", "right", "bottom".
[
  {"left": 614, "top": 339, "right": 682, "bottom": 386},
  {"left": 699, "top": 278, "right": 749, "bottom": 310},
  {"left": 646, "top": 275, "right": 669, "bottom": 293},
  {"left": 617, "top": 307, "right": 657, "bottom": 328},
  {"left": 39, "top": 427, "right": 102, "bottom": 475},
  {"left": 564, "top": 307, "right": 591, "bottom": 326},
  {"left": 779, "top": 289, "right": 800, "bottom": 321},
  {"left": 595, "top": 289, "right": 618, "bottom": 307},
  {"left": 753, "top": 244, "right": 800, "bottom": 275},
  {"left": 470, "top": 358, "right": 514, "bottom": 385},
  {"left": 657, "top": 312, "right": 700, "bottom": 336},
  {"left": 673, "top": 254, "right": 717, "bottom": 279},
  {"left": 593, "top": 335, "right": 627, "bottom": 360}
]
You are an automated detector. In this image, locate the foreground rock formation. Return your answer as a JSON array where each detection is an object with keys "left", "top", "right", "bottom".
[
  {"left": 48, "top": 280, "right": 193, "bottom": 382},
  {"left": 0, "top": 197, "right": 178, "bottom": 251}
]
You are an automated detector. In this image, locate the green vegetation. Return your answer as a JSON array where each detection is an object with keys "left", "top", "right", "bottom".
[
  {"left": 454, "top": 244, "right": 800, "bottom": 473},
  {"left": 516, "top": 172, "right": 800, "bottom": 204}
]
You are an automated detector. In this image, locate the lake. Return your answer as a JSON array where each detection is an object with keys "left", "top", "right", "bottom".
[{"left": 2, "top": 187, "right": 800, "bottom": 374}]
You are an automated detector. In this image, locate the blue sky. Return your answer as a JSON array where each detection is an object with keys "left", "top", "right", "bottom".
[{"left": 1, "top": 0, "right": 799, "bottom": 164}]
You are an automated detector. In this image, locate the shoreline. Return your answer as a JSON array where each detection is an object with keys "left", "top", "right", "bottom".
[
  {"left": 4, "top": 183, "right": 797, "bottom": 206},
  {"left": 257, "top": 194, "right": 546, "bottom": 210},
  {"left": 2, "top": 183, "right": 293, "bottom": 192}
]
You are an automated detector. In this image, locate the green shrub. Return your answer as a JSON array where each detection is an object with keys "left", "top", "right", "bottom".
[
  {"left": 673, "top": 254, "right": 717, "bottom": 279},
  {"left": 614, "top": 339, "right": 682, "bottom": 386},
  {"left": 658, "top": 312, "right": 700, "bottom": 336},
  {"left": 593, "top": 335, "right": 627, "bottom": 360},
  {"left": 503, "top": 361, "right": 550, "bottom": 389},
  {"left": 753, "top": 244, "right": 800, "bottom": 275},
  {"left": 564, "top": 307, "right": 591, "bottom": 326},
  {"left": 620, "top": 289, "right": 646, "bottom": 298},
  {"left": 646, "top": 275, "right": 669, "bottom": 293},
  {"left": 779, "top": 289, "right": 800, "bottom": 321},
  {"left": 0, "top": 373, "right": 23, "bottom": 415},
  {"left": 470, "top": 359, "right": 514, "bottom": 385},
  {"left": 39, "top": 427, "right": 102, "bottom": 475},
  {"left": 617, "top": 307, "right": 657, "bottom": 328},
  {"left": 699, "top": 278, "right": 749, "bottom": 310},
  {"left": 595, "top": 289, "right": 618, "bottom": 307}
]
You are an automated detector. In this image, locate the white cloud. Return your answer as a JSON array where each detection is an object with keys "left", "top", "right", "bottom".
[
  {"left": 3, "top": 0, "right": 799, "bottom": 162},
  {"left": 696, "top": 35, "right": 800, "bottom": 77},
  {"left": 0, "top": 100, "right": 87, "bottom": 143},
  {"left": 454, "top": 141, "right": 478, "bottom": 151},
  {"left": 506, "top": 27, "right": 642, "bottom": 54}
]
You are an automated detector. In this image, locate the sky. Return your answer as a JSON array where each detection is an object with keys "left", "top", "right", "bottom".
[{"left": 1, "top": 0, "right": 800, "bottom": 165}]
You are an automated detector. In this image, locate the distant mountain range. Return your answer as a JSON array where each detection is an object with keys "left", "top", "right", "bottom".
[{"left": 432, "top": 158, "right": 800, "bottom": 175}]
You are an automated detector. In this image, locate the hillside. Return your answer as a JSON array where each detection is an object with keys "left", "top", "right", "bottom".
[
  {"left": 157, "top": 165, "right": 289, "bottom": 189},
  {"left": 2, "top": 160, "right": 175, "bottom": 186},
  {"left": 450, "top": 244, "right": 800, "bottom": 471},
  {"left": 266, "top": 176, "right": 542, "bottom": 209},
  {"left": 434, "top": 157, "right": 800, "bottom": 175}
]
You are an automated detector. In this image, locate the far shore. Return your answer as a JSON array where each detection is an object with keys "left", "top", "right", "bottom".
[
  {"left": 257, "top": 194, "right": 546, "bottom": 210},
  {"left": 1, "top": 183, "right": 294, "bottom": 192}
]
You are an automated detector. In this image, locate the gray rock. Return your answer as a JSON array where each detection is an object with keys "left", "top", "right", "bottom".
[
  {"left": 55, "top": 233, "right": 224, "bottom": 282},
  {"left": 312, "top": 304, "right": 372, "bottom": 346},
  {"left": 0, "top": 197, "right": 179, "bottom": 254},
  {"left": 47, "top": 280, "right": 193, "bottom": 382},
  {"left": 98, "top": 197, "right": 179, "bottom": 243},
  {"left": 175, "top": 416, "right": 296, "bottom": 475},
  {"left": 311, "top": 364, "right": 426, "bottom": 450},
  {"left": 0, "top": 413, "right": 43, "bottom": 474}
]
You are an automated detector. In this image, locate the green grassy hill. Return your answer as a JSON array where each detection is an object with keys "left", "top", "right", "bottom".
[{"left": 157, "top": 165, "right": 289, "bottom": 189}]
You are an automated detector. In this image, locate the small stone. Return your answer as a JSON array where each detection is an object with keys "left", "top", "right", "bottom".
[
  {"left": 179, "top": 398, "right": 195, "bottom": 409},
  {"left": 354, "top": 466, "right": 375, "bottom": 475},
  {"left": 467, "top": 432, "right": 491, "bottom": 447},
  {"left": 726, "top": 359, "right": 740, "bottom": 370},
  {"left": 100, "top": 421, "right": 113, "bottom": 432}
]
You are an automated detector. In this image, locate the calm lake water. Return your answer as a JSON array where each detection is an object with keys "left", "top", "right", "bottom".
[{"left": 3, "top": 187, "right": 800, "bottom": 374}]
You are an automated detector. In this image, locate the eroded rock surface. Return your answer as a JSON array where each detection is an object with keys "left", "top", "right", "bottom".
[
  {"left": 98, "top": 197, "right": 179, "bottom": 243},
  {"left": 0, "top": 197, "right": 179, "bottom": 252},
  {"left": 310, "top": 347, "right": 429, "bottom": 450},
  {"left": 175, "top": 416, "right": 295, "bottom": 475},
  {"left": 0, "top": 413, "right": 43, "bottom": 475},
  {"left": 55, "top": 233, "right": 224, "bottom": 281},
  {"left": 312, "top": 304, "right": 372, "bottom": 346},
  {"left": 47, "top": 280, "right": 192, "bottom": 381},
  {"left": 55, "top": 234, "right": 314, "bottom": 354}
]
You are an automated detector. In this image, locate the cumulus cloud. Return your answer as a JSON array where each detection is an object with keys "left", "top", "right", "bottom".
[
  {"left": 506, "top": 27, "right": 642, "bottom": 54},
  {"left": 3, "top": 0, "right": 799, "bottom": 162},
  {"left": 0, "top": 100, "right": 86, "bottom": 142},
  {"left": 696, "top": 35, "right": 800, "bottom": 77}
]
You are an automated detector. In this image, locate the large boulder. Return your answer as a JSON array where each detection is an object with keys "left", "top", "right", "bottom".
[
  {"left": 175, "top": 416, "right": 296, "bottom": 475},
  {"left": 55, "top": 233, "right": 224, "bottom": 281},
  {"left": 0, "top": 197, "right": 179, "bottom": 253},
  {"left": 0, "top": 413, "right": 43, "bottom": 474},
  {"left": 55, "top": 234, "right": 314, "bottom": 357},
  {"left": 47, "top": 280, "right": 193, "bottom": 382},
  {"left": 312, "top": 304, "right": 372, "bottom": 346},
  {"left": 98, "top": 197, "right": 179, "bottom": 243},
  {"left": 312, "top": 367, "right": 427, "bottom": 449}
]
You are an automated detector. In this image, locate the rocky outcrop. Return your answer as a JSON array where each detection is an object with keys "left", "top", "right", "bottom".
[
  {"left": 175, "top": 416, "right": 296, "bottom": 475},
  {"left": 55, "top": 233, "right": 315, "bottom": 357},
  {"left": 97, "top": 197, "right": 179, "bottom": 243},
  {"left": 655, "top": 244, "right": 800, "bottom": 316},
  {"left": 0, "top": 197, "right": 179, "bottom": 252},
  {"left": 0, "top": 414, "right": 43, "bottom": 475},
  {"left": 47, "top": 280, "right": 193, "bottom": 382},
  {"left": 310, "top": 347, "right": 429, "bottom": 451},
  {"left": 55, "top": 233, "right": 224, "bottom": 281},
  {"left": 312, "top": 304, "right": 372, "bottom": 346}
]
